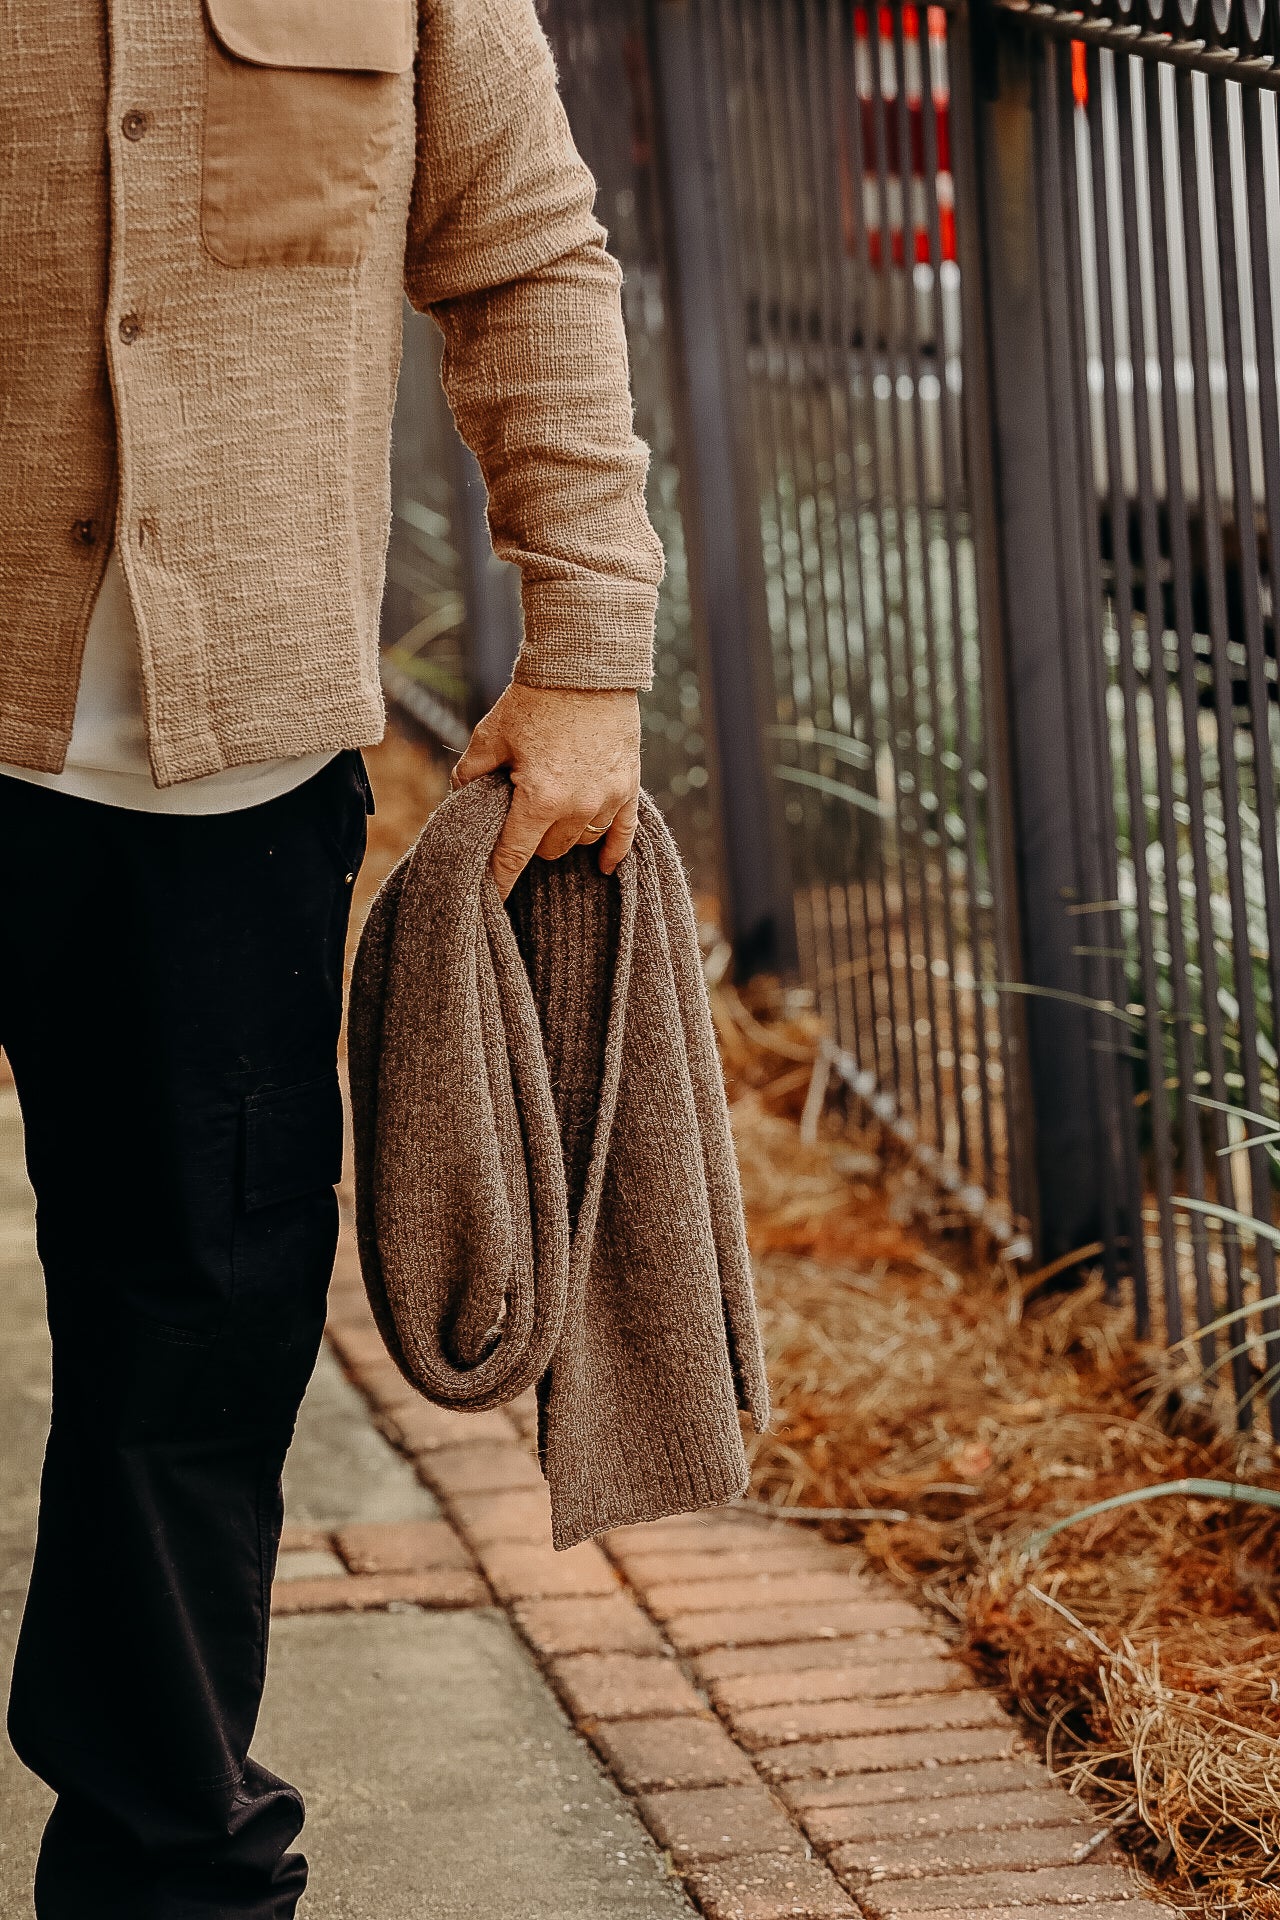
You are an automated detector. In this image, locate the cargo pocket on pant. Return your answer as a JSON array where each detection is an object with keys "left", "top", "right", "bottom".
[
  {"left": 229, "top": 1074, "right": 345, "bottom": 1417},
  {"left": 200, "top": 0, "right": 416, "bottom": 268},
  {"left": 242, "top": 1073, "right": 344, "bottom": 1213}
]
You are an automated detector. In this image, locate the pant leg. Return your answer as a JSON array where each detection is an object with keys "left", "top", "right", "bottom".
[{"left": 0, "top": 752, "right": 371, "bottom": 1920}]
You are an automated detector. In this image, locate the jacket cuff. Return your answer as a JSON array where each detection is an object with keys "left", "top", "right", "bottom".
[{"left": 513, "top": 577, "right": 657, "bottom": 691}]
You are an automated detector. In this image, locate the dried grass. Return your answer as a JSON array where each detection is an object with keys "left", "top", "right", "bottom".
[{"left": 722, "top": 976, "right": 1280, "bottom": 1918}]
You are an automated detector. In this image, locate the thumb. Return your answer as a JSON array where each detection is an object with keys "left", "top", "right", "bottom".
[{"left": 452, "top": 717, "right": 509, "bottom": 790}]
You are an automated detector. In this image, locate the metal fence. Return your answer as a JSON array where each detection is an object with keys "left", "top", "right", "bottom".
[{"left": 381, "top": 0, "right": 1280, "bottom": 1430}]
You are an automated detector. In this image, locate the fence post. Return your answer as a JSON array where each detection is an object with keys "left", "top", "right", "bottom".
[
  {"left": 644, "top": 0, "right": 796, "bottom": 976},
  {"left": 949, "top": 8, "right": 1138, "bottom": 1270}
]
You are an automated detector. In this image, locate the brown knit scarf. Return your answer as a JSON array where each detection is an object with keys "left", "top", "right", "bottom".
[{"left": 346, "top": 774, "right": 770, "bottom": 1550}]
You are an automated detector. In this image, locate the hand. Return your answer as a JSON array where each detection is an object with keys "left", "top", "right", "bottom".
[{"left": 451, "top": 684, "right": 642, "bottom": 900}]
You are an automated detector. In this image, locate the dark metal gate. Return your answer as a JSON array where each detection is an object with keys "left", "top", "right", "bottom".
[
  {"left": 381, "top": 0, "right": 1280, "bottom": 1431},
  {"left": 971, "top": 4, "right": 1280, "bottom": 1431}
]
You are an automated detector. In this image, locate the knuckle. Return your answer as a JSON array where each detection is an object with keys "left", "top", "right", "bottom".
[{"left": 520, "top": 779, "right": 564, "bottom": 819}]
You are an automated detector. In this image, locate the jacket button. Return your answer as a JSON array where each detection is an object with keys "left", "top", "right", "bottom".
[
  {"left": 122, "top": 109, "right": 150, "bottom": 141},
  {"left": 72, "top": 518, "right": 97, "bottom": 546},
  {"left": 119, "top": 312, "right": 143, "bottom": 343}
]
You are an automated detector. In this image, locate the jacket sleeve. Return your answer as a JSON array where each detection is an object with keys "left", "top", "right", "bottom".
[{"left": 404, "top": 0, "right": 664, "bottom": 691}]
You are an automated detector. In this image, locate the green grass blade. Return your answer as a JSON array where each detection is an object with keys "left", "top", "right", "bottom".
[
  {"left": 1190, "top": 1093, "right": 1280, "bottom": 1136},
  {"left": 993, "top": 983, "right": 1143, "bottom": 1029},
  {"left": 774, "top": 764, "right": 888, "bottom": 818},
  {"left": 1025, "top": 1478, "right": 1280, "bottom": 1557},
  {"left": 1169, "top": 1295, "right": 1280, "bottom": 1352},
  {"left": 769, "top": 723, "right": 875, "bottom": 770},
  {"left": 1168, "top": 1332, "right": 1259, "bottom": 1385},
  {"left": 1236, "top": 1355, "right": 1280, "bottom": 1422},
  {"left": 1174, "top": 1194, "right": 1280, "bottom": 1250}
]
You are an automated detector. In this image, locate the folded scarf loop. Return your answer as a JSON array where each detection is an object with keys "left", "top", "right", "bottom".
[{"left": 347, "top": 774, "right": 770, "bottom": 1549}]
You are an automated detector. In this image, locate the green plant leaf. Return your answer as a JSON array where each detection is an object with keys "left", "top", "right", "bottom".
[
  {"left": 769, "top": 723, "right": 875, "bottom": 770},
  {"left": 1189, "top": 1093, "right": 1280, "bottom": 1135},
  {"left": 774, "top": 764, "right": 888, "bottom": 818},
  {"left": 1169, "top": 1293, "right": 1280, "bottom": 1353},
  {"left": 1174, "top": 1194, "right": 1280, "bottom": 1250},
  {"left": 1236, "top": 1354, "right": 1280, "bottom": 1423},
  {"left": 993, "top": 983, "right": 1143, "bottom": 1029},
  {"left": 1025, "top": 1478, "right": 1280, "bottom": 1558}
]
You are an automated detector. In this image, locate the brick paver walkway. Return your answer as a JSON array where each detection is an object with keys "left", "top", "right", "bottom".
[{"left": 301, "top": 1213, "right": 1170, "bottom": 1920}]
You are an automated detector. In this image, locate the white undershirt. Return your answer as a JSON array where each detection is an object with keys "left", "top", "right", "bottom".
[{"left": 0, "top": 548, "right": 335, "bottom": 814}]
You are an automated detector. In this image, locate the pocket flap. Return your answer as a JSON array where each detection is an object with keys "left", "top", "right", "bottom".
[
  {"left": 242, "top": 1074, "right": 344, "bottom": 1211},
  {"left": 204, "top": 0, "right": 415, "bottom": 74}
]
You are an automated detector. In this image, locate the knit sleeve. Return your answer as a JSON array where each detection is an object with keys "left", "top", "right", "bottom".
[{"left": 405, "top": 0, "right": 664, "bottom": 691}]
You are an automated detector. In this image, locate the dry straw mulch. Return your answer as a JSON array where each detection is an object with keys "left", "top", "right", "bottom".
[{"left": 717, "top": 978, "right": 1280, "bottom": 1920}]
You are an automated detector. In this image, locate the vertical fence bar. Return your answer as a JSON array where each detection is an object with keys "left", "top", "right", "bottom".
[
  {"left": 889, "top": 5, "right": 961, "bottom": 1166},
  {"left": 800, "top": 0, "right": 875, "bottom": 1078},
  {"left": 956, "top": 9, "right": 1137, "bottom": 1266},
  {"left": 922, "top": 17, "right": 1004, "bottom": 1188},
  {"left": 1207, "top": 76, "right": 1280, "bottom": 1425},
  {"left": 646, "top": 0, "right": 796, "bottom": 972},
  {"left": 1240, "top": 86, "right": 1280, "bottom": 1432},
  {"left": 1135, "top": 57, "right": 1219, "bottom": 1358},
  {"left": 1176, "top": 69, "right": 1263, "bottom": 1412},
  {"left": 866, "top": 23, "right": 931, "bottom": 1129},
  {"left": 1042, "top": 41, "right": 1136, "bottom": 1306},
  {"left": 1085, "top": 47, "right": 1166, "bottom": 1334},
  {"left": 824, "top": 0, "right": 900, "bottom": 1098},
  {"left": 948, "top": 5, "right": 1038, "bottom": 1230}
]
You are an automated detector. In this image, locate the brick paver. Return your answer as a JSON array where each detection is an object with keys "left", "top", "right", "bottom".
[
  {"left": 803, "top": 1786, "right": 1086, "bottom": 1847},
  {"left": 378, "top": 1399, "right": 517, "bottom": 1453},
  {"left": 665, "top": 1600, "right": 924, "bottom": 1655},
  {"left": 449, "top": 1487, "right": 556, "bottom": 1544},
  {"left": 777, "top": 1759, "right": 1054, "bottom": 1814},
  {"left": 513, "top": 1593, "right": 668, "bottom": 1657},
  {"left": 550, "top": 1653, "right": 708, "bottom": 1721},
  {"left": 315, "top": 1220, "right": 1168, "bottom": 1920},
  {"left": 333, "top": 1518, "right": 474, "bottom": 1574},
  {"left": 271, "top": 1567, "right": 487, "bottom": 1613},
  {"left": 591, "top": 1716, "right": 759, "bottom": 1791},
  {"left": 626, "top": 1545, "right": 854, "bottom": 1585},
  {"left": 684, "top": 1853, "right": 861, "bottom": 1920},
  {"left": 637, "top": 1784, "right": 808, "bottom": 1864},
  {"left": 692, "top": 1631, "right": 952, "bottom": 1682},
  {"left": 415, "top": 1441, "right": 546, "bottom": 1498},
  {"left": 645, "top": 1570, "right": 875, "bottom": 1619},
  {"left": 831, "top": 1822, "right": 1112, "bottom": 1884},
  {"left": 476, "top": 1537, "right": 620, "bottom": 1601},
  {"left": 899, "top": 1910, "right": 1158, "bottom": 1920},
  {"left": 854, "top": 1866, "right": 1155, "bottom": 1915},
  {"left": 728, "top": 1692, "right": 1009, "bottom": 1750},
  {"left": 755, "top": 1725, "right": 1021, "bottom": 1782},
  {"left": 710, "top": 1658, "right": 974, "bottom": 1711}
]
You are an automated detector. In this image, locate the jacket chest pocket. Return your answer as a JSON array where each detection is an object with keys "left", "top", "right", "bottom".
[{"left": 201, "top": 0, "right": 415, "bottom": 269}]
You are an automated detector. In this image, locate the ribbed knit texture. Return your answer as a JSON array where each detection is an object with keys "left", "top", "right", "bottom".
[
  {"left": 347, "top": 776, "right": 771, "bottom": 1551},
  {"left": 0, "top": 0, "right": 663, "bottom": 785}
]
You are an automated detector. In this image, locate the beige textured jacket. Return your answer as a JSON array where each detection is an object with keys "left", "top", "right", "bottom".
[{"left": 0, "top": 0, "right": 664, "bottom": 786}]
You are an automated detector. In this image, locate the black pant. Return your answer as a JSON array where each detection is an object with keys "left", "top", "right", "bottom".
[{"left": 1, "top": 752, "right": 371, "bottom": 1919}]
